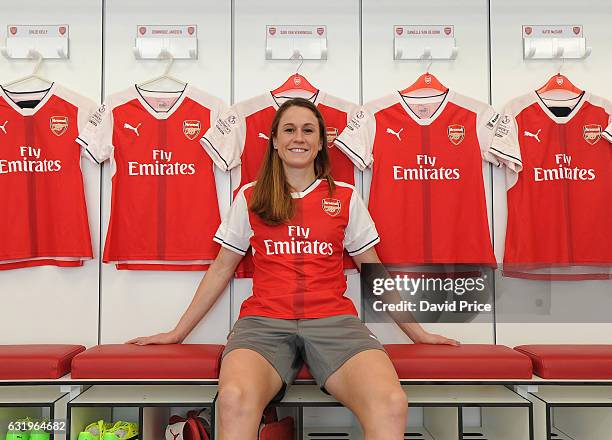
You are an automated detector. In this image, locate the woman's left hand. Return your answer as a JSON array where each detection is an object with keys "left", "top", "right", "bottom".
[{"left": 411, "top": 331, "right": 460, "bottom": 346}]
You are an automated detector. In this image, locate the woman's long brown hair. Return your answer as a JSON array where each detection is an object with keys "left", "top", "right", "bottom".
[{"left": 249, "top": 98, "right": 335, "bottom": 225}]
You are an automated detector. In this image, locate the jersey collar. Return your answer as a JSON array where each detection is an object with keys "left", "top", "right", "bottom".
[
  {"left": 533, "top": 90, "right": 588, "bottom": 124},
  {"left": 290, "top": 179, "right": 322, "bottom": 199},
  {"left": 134, "top": 83, "right": 190, "bottom": 120},
  {"left": 267, "top": 89, "right": 325, "bottom": 110},
  {"left": 396, "top": 89, "right": 453, "bottom": 125},
  {"left": 0, "top": 82, "right": 57, "bottom": 116}
]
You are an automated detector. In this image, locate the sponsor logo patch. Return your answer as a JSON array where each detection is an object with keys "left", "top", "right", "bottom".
[
  {"left": 183, "top": 120, "right": 201, "bottom": 140},
  {"left": 447, "top": 124, "right": 465, "bottom": 145},
  {"left": 322, "top": 198, "right": 341, "bottom": 217},
  {"left": 583, "top": 124, "right": 602, "bottom": 145},
  {"left": 50, "top": 116, "right": 68, "bottom": 137}
]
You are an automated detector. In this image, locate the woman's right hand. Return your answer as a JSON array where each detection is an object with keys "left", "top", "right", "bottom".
[{"left": 126, "top": 330, "right": 182, "bottom": 346}]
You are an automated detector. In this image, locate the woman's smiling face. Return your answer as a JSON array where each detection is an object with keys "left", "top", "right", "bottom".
[{"left": 273, "top": 105, "right": 322, "bottom": 170}]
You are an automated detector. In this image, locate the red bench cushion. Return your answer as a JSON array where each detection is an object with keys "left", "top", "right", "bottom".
[
  {"left": 387, "top": 344, "right": 533, "bottom": 379},
  {"left": 515, "top": 345, "right": 612, "bottom": 379},
  {"left": 297, "top": 344, "right": 533, "bottom": 380},
  {"left": 0, "top": 344, "right": 85, "bottom": 379},
  {"left": 71, "top": 344, "right": 224, "bottom": 379}
]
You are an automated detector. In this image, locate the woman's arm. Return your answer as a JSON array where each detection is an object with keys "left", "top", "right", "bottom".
[
  {"left": 351, "top": 247, "right": 459, "bottom": 346},
  {"left": 127, "top": 247, "right": 243, "bottom": 345}
]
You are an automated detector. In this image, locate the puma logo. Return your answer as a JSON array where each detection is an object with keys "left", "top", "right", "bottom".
[
  {"left": 386, "top": 127, "right": 403, "bottom": 141},
  {"left": 524, "top": 129, "right": 541, "bottom": 143},
  {"left": 258, "top": 132, "right": 269, "bottom": 140},
  {"left": 169, "top": 429, "right": 180, "bottom": 440},
  {"left": 0, "top": 120, "right": 7, "bottom": 134},
  {"left": 124, "top": 122, "right": 141, "bottom": 136}
]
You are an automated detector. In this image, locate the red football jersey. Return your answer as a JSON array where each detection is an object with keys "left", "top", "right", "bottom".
[
  {"left": 492, "top": 91, "right": 612, "bottom": 280},
  {"left": 201, "top": 90, "right": 360, "bottom": 276},
  {"left": 335, "top": 90, "right": 502, "bottom": 266},
  {"left": 77, "top": 85, "right": 226, "bottom": 270},
  {"left": 214, "top": 180, "right": 379, "bottom": 319},
  {"left": 0, "top": 83, "right": 96, "bottom": 269}
]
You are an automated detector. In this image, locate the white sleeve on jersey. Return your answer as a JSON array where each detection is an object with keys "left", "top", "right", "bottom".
[
  {"left": 200, "top": 106, "right": 245, "bottom": 171},
  {"left": 76, "top": 101, "right": 114, "bottom": 164},
  {"left": 487, "top": 107, "right": 523, "bottom": 177},
  {"left": 603, "top": 116, "right": 612, "bottom": 143},
  {"left": 334, "top": 108, "right": 376, "bottom": 171},
  {"left": 343, "top": 189, "right": 380, "bottom": 256},
  {"left": 476, "top": 106, "right": 502, "bottom": 161},
  {"left": 213, "top": 186, "right": 253, "bottom": 256}
]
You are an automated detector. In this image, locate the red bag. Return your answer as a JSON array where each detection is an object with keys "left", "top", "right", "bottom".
[{"left": 259, "top": 407, "right": 294, "bottom": 440}]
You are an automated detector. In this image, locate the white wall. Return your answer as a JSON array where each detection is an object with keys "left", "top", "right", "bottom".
[{"left": 0, "top": 0, "right": 610, "bottom": 349}]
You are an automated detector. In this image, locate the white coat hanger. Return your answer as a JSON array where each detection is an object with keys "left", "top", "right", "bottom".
[
  {"left": 3, "top": 49, "right": 53, "bottom": 88},
  {"left": 137, "top": 49, "right": 187, "bottom": 89}
]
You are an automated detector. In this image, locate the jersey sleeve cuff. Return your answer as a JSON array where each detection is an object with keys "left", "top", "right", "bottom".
[
  {"left": 200, "top": 136, "right": 231, "bottom": 171},
  {"left": 487, "top": 143, "right": 523, "bottom": 173},
  {"left": 333, "top": 138, "right": 369, "bottom": 171},
  {"left": 603, "top": 129, "right": 612, "bottom": 143},
  {"left": 214, "top": 235, "right": 248, "bottom": 256},
  {"left": 346, "top": 234, "right": 380, "bottom": 256}
]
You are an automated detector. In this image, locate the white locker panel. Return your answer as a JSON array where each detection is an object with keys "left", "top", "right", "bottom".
[
  {"left": 100, "top": 0, "right": 232, "bottom": 344},
  {"left": 231, "top": 0, "right": 361, "bottom": 324},
  {"left": 0, "top": 1, "right": 102, "bottom": 346},
  {"left": 490, "top": 0, "right": 612, "bottom": 346},
  {"left": 362, "top": 0, "right": 494, "bottom": 344}
]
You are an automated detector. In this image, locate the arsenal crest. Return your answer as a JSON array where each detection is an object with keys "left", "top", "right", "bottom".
[
  {"left": 447, "top": 124, "right": 465, "bottom": 146},
  {"left": 183, "top": 120, "right": 201, "bottom": 140},
  {"left": 326, "top": 127, "right": 338, "bottom": 145},
  {"left": 50, "top": 116, "right": 68, "bottom": 137},
  {"left": 322, "top": 198, "right": 341, "bottom": 217},
  {"left": 583, "top": 124, "right": 602, "bottom": 145}
]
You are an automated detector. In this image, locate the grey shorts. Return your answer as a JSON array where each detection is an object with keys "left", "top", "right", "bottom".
[{"left": 222, "top": 314, "right": 385, "bottom": 400}]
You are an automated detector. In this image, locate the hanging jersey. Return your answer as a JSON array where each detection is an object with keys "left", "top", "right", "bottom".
[
  {"left": 0, "top": 83, "right": 96, "bottom": 270},
  {"left": 214, "top": 179, "right": 379, "bottom": 319},
  {"left": 335, "top": 90, "right": 504, "bottom": 266},
  {"left": 201, "top": 90, "right": 359, "bottom": 191},
  {"left": 492, "top": 91, "right": 612, "bottom": 280},
  {"left": 201, "top": 90, "right": 360, "bottom": 276},
  {"left": 77, "top": 85, "right": 227, "bottom": 270}
]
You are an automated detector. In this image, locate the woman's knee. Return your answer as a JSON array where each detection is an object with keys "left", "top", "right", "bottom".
[
  {"left": 365, "top": 387, "right": 408, "bottom": 420},
  {"left": 217, "top": 382, "right": 264, "bottom": 416}
]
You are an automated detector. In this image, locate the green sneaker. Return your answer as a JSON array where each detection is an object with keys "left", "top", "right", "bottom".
[
  {"left": 5, "top": 418, "right": 32, "bottom": 440},
  {"left": 78, "top": 421, "right": 114, "bottom": 440},
  {"left": 29, "top": 427, "right": 49, "bottom": 440},
  {"left": 102, "top": 422, "right": 138, "bottom": 440}
]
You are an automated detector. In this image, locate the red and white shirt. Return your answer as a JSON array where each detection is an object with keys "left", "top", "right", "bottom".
[
  {"left": 335, "top": 90, "right": 504, "bottom": 266},
  {"left": 0, "top": 83, "right": 96, "bottom": 270},
  {"left": 492, "top": 91, "right": 612, "bottom": 280},
  {"left": 201, "top": 90, "right": 360, "bottom": 276},
  {"left": 77, "top": 85, "right": 227, "bottom": 270},
  {"left": 214, "top": 179, "right": 379, "bottom": 319}
]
